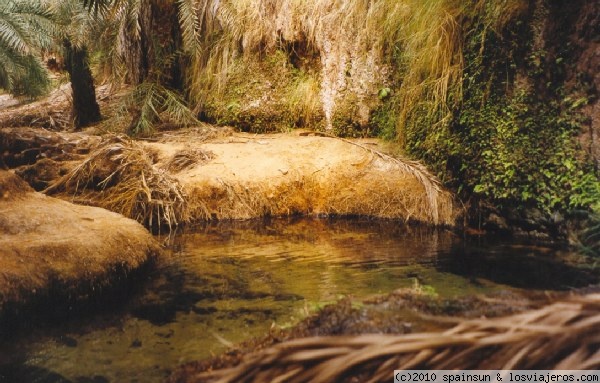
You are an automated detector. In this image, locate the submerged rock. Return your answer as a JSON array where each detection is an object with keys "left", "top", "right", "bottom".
[{"left": 0, "top": 170, "right": 161, "bottom": 322}]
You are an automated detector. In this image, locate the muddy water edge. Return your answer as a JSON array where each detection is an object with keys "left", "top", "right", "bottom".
[{"left": 0, "top": 218, "right": 597, "bottom": 383}]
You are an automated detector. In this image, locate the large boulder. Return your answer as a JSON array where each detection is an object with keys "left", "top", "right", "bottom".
[{"left": 0, "top": 170, "right": 161, "bottom": 315}]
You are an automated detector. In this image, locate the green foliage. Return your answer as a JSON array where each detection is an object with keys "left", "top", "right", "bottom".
[
  {"left": 370, "top": 98, "right": 398, "bottom": 141},
  {"left": 458, "top": 89, "right": 599, "bottom": 214},
  {"left": 581, "top": 213, "right": 600, "bottom": 257},
  {"left": 103, "top": 82, "right": 200, "bottom": 137},
  {"left": 399, "top": 0, "right": 600, "bottom": 220},
  {"left": 0, "top": 0, "right": 55, "bottom": 97},
  {"left": 330, "top": 94, "right": 364, "bottom": 138}
]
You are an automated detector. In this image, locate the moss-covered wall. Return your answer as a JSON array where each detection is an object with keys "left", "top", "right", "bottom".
[
  {"left": 189, "top": 0, "right": 397, "bottom": 135},
  {"left": 188, "top": 0, "right": 599, "bottom": 237},
  {"left": 200, "top": 46, "right": 390, "bottom": 135},
  {"left": 399, "top": 0, "right": 600, "bottom": 236},
  {"left": 201, "top": 50, "right": 325, "bottom": 132}
]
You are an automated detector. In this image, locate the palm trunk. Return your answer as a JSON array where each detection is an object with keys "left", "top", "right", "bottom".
[{"left": 64, "top": 40, "right": 101, "bottom": 129}]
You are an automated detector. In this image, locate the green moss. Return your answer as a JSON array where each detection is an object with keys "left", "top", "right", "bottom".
[
  {"left": 369, "top": 93, "right": 399, "bottom": 141},
  {"left": 329, "top": 94, "right": 363, "bottom": 138},
  {"left": 203, "top": 50, "right": 324, "bottom": 133}
]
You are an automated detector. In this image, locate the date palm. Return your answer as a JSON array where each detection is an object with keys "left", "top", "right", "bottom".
[
  {"left": 50, "top": 0, "right": 103, "bottom": 128},
  {"left": 75, "top": 0, "right": 202, "bottom": 136}
]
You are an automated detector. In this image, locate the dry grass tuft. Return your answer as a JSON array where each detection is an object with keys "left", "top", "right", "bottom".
[
  {"left": 395, "top": 0, "right": 464, "bottom": 141},
  {"left": 167, "top": 148, "right": 215, "bottom": 173},
  {"left": 189, "top": 294, "right": 600, "bottom": 383},
  {"left": 46, "top": 136, "right": 188, "bottom": 229}
]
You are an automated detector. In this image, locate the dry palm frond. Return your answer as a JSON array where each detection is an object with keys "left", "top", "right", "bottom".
[
  {"left": 45, "top": 136, "right": 188, "bottom": 229},
  {"left": 191, "top": 294, "right": 600, "bottom": 383},
  {"left": 313, "top": 134, "right": 451, "bottom": 225},
  {"left": 339, "top": 137, "right": 447, "bottom": 225},
  {"left": 166, "top": 147, "right": 215, "bottom": 172}
]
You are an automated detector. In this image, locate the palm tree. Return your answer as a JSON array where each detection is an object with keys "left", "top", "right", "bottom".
[
  {"left": 73, "top": 0, "right": 201, "bottom": 136},
  {"left": 78, "top": 0, "right": 152, "bottom": 85},
  {"left": 0, "top": 0, "right": 55, "bottom": 98},
  {"left": 50, "top": 0, "right": 103, "bottom": 128},
  {"left": 1, "top": 0, "right": 101, "bottom": 128},
  {"left": 63, "top": 38, "right": 101, "bottom": 128},
  {"left": 79, "top": 0, "right": 202, "bottom": 86}
]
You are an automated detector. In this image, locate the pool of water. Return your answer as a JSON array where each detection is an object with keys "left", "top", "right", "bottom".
[{"left": 0, "top": 218, "right": 595, "bottom": 383}]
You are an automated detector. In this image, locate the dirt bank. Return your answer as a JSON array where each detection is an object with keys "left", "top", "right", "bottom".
[
  {"left": 149, "top": 132, "right": 455, "bottom": 225},
  {"left": 25, "top": 128, "right": 456, "bottom": 227},
  {"left": 0, "top": 170, "right": 161, "bottom": 322}
]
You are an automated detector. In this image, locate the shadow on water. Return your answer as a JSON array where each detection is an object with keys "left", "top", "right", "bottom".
[
  {"left": 440, "top": 238, "right": 598, "bottom": 290},
  {"left": 0, "top": 218, "right": 596, "bottom": 383},
  {"left": 0, "top": 363, "right": 109, "bottom": 383}
]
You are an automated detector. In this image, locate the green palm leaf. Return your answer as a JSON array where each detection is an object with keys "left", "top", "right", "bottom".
[{"left": 0, "top": 0, "right": 55, "bottom": 97}]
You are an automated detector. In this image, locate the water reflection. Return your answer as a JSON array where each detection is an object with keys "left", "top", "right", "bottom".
[{"left": 0, "top": 218, "right": 594, "bottom": 383}]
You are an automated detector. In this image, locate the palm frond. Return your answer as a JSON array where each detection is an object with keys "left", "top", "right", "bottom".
[
  {"left": 126, "top": 0, "right": 142, "bottom": 40},
  {"left": 0, "top": 0, "right": 55, "bottom": 98},
  {"left": 81, "top": 0, "right": 112, "bottom": 14},
  {"left": 102, "top": 82, "right": 200, "bottom": 137},
  {"left": 177, "top": 0, "right": 202, "bottom": 55},
  {"left": 0, "top": 5, "right": 33, "bottom": 54}
]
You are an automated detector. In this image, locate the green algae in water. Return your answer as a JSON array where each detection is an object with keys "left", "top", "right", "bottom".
[{"left": 0, "top": 219, "right": 596, "bottom": 383}]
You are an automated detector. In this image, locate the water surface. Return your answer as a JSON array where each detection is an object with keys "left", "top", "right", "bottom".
[{"left": 0, "top": 219, "right": 594, "bottom": 383}]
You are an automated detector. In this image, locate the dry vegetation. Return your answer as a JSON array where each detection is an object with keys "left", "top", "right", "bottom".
[
  {"left": 6, "top": 126, "right": 454, "bottom": 227},
  {"left": 175, "top": 293, "right": 600, "bottom": 382},
  {"left": 166, "top": 147, "right": 215, "bottom": 172},
  {"left": 46, "top": 136, "right": 190, "bottom": 229},
  {"left": 0, "top": 84, "right": 117, "bottom": 130},
  {"left": 170, "top": 133, "right": 456, "bottom": 225}
]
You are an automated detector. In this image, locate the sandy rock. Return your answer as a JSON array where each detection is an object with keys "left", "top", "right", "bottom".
[
  {"left": 147, "top": 132, "right": 457, "bottom": 225},
  {"left": 0, "top": 170, "right": 161, "bottom": 312}
]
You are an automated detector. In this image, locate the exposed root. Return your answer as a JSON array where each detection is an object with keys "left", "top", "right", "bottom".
[{"left": 46, "top": 136, "right": 188, "bottom": 229}]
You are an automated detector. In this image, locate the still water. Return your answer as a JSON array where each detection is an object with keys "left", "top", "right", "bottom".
[{"left": 0, "top": 219, "right": 595, "bottom": 383}]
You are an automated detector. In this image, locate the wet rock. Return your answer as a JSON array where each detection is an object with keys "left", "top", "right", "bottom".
[{"left": 484, "top": 212, "right": 509, "bottom": 231}]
